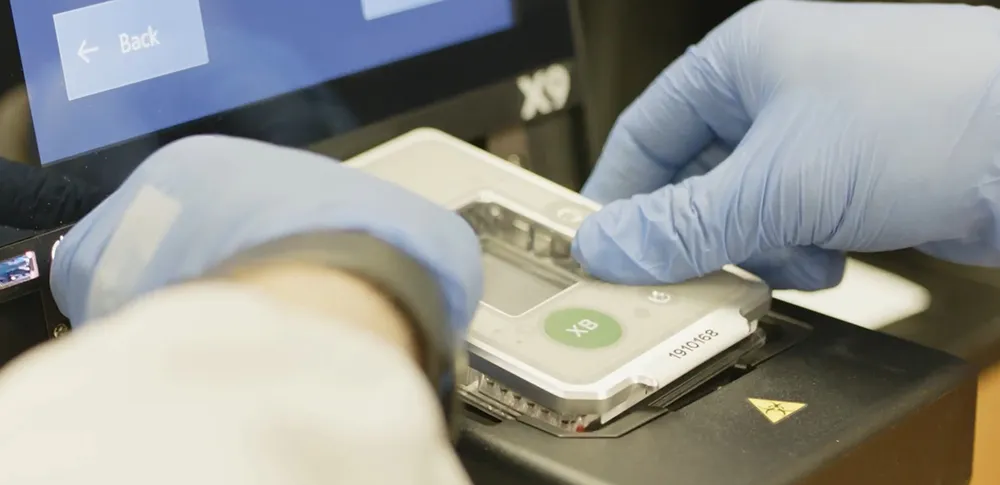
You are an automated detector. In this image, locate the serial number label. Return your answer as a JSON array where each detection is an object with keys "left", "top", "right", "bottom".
[{"left": 668, "top": 329, "right": 720, "bottom": 360}]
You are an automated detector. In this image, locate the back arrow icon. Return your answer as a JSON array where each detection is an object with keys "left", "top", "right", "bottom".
[{"left": 78, "top": 40, "right": 99, "bottom": 63}]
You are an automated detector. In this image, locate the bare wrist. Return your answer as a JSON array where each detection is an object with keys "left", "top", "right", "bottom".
[
  {"left": 224, "top": 262, "right": 422, "bottom": 365},
  {"left": 201, "top": 231, "right": 460, "bottom": 438}
]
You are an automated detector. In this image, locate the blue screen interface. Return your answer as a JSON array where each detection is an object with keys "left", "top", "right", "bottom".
[{"left": 10, "top": 0, "right": 515, "bottom": 164}]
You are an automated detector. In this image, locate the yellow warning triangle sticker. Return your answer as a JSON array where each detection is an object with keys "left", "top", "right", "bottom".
[{"left": 747, "top": 398, "right": 807, "bottom": 424}]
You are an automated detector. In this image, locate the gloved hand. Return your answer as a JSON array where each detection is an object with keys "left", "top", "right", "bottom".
[
  {"left": 572, "top": 0, "right": 1000, "bottom": 290},
  {"left": 49, "top": 135, "right": 482, "bottom": 332}
]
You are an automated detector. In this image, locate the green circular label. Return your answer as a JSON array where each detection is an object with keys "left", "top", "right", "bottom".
[{"left": 544, "top": 308, "right": 623, "bottom": 349}]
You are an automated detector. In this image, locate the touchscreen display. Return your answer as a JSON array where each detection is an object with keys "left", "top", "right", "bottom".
[{"left": 9, "top": 0, "right": 514, "bottom": 164}]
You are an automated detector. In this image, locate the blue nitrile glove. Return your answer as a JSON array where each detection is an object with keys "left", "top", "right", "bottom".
[
  {"left": 572, "top": 0, "right": 1000, "bottom": 291},
  {"left": 49, "top": 135, "right": 482, "bottom": 331}
]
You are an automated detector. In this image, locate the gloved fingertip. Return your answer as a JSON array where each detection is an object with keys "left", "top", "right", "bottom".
[{"left": 571, "top": 214, "right": 662, "bottom": 285}]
